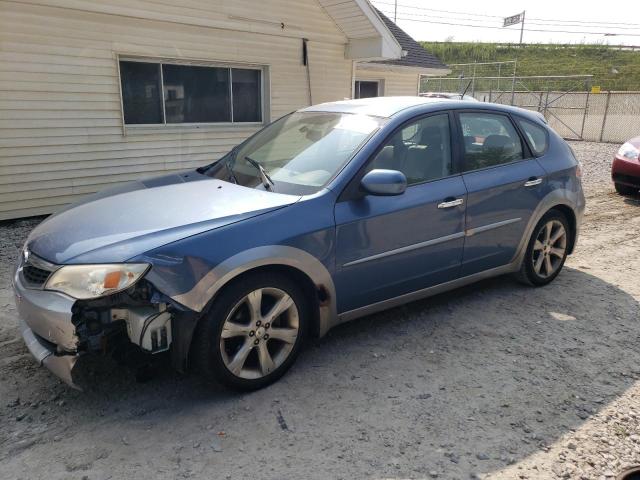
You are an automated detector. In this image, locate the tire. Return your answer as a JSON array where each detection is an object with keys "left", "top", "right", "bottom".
[
  {"left": 614, "top": 182, "right": 638, "bottom": 196},
  {"left": 193, "top": 272, "right": 309, "bottom": 391},
  {"left": 517, "top": 210, "right": 571, "bottom": 287}
]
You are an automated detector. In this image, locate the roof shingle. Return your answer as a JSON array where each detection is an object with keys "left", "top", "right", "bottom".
[{"left": 368, "top": 8, "right": 448, "bottom": 71}]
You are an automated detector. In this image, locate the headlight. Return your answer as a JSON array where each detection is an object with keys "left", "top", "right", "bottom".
[
  {"left": 45, "top": 263, "right": 149, "bottom": 299},
  {"left": 618, "top": 142, "right": 640, "bottom": 161}
]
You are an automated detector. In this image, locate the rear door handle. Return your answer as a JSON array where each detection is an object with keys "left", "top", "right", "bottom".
[
  {"left": 524, "top": 177, "right": 543, "bottom": 187},
  {"left": 438, "top": 198, "right": 464, "bottom": 209}
]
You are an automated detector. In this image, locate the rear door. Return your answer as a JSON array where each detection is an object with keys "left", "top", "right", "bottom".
[
  {"left": 456, "top": 110, "right": 546, "bottom": 276},
  {"left": 334, "top": 112, "right": 467, "bottom": 313}
]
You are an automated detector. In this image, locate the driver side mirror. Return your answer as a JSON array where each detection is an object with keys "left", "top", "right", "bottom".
[{"left": 360, "top": 169, "right": 407, "bottom": 196}]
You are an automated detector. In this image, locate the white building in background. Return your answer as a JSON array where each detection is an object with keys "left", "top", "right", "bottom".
[
  {"left": 0, "top": 0, "right": 448, "bottom": 219},
  {"left": 355, "top": 8, "right": 450, "bottom": 98}
]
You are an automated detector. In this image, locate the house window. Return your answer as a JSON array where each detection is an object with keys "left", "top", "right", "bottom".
[
  {"left": 355, "top": 80, "right": 380, "bottom": 99},
  {"left": 119, "top": 60, "right": 263, "bottom": 125}
]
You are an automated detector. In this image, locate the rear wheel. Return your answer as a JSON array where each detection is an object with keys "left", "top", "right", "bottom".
[
  {"left": 194, "top": 272, "right": 309, "bottom": 391},
  {"left": 517, "top": 210, "right": 570, "bottom": 286},
  {"left": 614, "top": 182, "right": 638, "bottom": 196}
]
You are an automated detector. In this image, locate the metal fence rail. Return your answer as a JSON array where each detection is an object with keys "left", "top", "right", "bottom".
[
  {"left": 486, "top": 90, "right": 640, "bottom": 143},
  {"left": 420, "top": 73, "right": 640, "bottom": 143}
]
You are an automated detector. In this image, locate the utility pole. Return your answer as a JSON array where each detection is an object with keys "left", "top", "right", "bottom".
[
  {"left": 394, "top": 0, "right": 398, "bottom": 23},
  {"left": 519, "top": 10, "right": 526, "bottom": 45}
]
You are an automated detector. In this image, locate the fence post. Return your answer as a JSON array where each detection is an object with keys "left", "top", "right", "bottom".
[
  {"left": 580, "top": 90, "right": 590, "bottom": 141},
  {"left": 538, "top": 92, "right": 543, "bottom": 112},
  {"left": 599, "top": 91, "right": 611, "bottom": 143},
  {"left": 510, "top": 59, "right": 517, "bottom": 105},
  {"left": 543, "top": 87, "right": 550, "bottom": 119},
  {"left": 471, "top": 61, "right": 477, "bottom": 98}
]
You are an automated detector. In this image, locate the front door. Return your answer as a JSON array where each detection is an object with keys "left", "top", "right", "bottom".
[
  {"left": 334, "top": 112, "right": 467, "bottom": 313},
  {"left": 456, "top": 111, "right": 547, "bottom": 276}
]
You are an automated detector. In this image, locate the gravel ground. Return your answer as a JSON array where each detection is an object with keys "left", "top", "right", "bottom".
[
  {"left": 572, "top": 141, "right": 619, "bottom": 194},
  {"left": 1, "top": 141, "right": 639, "bottom": 480}
]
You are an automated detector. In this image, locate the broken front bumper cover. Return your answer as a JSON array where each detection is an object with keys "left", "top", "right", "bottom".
[
  {"left": 13, "top": 269, "right": 81, "bottom": 390},
  {"left": 19, "top": 319, "right": 80, "bottom": 390}
]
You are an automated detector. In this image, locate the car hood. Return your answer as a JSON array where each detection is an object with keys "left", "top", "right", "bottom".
[{"left": 26, "top": 171, "right": 299, "bottom": 264}]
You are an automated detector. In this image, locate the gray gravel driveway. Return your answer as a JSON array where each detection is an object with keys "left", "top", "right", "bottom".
[{"left": 1, "top": 141, "right": 639, "bottom": 480}]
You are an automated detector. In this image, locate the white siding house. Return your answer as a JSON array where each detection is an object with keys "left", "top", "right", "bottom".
[
  {"left": 355, "top": 9, "right": 450, "bottom": 98},
  {"left": 0, "top": 0, "right": 410, "bottom": 219}
]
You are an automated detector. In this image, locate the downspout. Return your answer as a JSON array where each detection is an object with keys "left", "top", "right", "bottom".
[
  {"left": 351, "top": 60, "right": 357, "bottom": 99},
  {"left": 303, "top": 38, "right": 313, "bottom": 105},
  {"left": 115, "top": 53, "right": 127, "bottom": 137}
]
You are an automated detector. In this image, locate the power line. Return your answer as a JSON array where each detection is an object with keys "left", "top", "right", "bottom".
[
  {"left": 375, "top": 7, "right": 640, "bottom": 37},
  {"left": 377, "top": 7, "right": 640, "bottom": 30},
  {"left": 374, "top": 0, "right": 503, "bottom": 18},
  {"left": 527, "top": 16, "right": 640, "bottom": 27},
  {"left": 376, "top": 6, "right": 640, "bottom": 31},
  {"left": 376, "top": 8, "right": 515, "bottom": 26},
  {"left": 373, "top": 1, "right": 640, "bottom": 29},
  {"left": 525, "top": 21, "right": 639, "bottom": 30},
  {"left": 386, "top": 15, "right": 640, "bottom": 37}
]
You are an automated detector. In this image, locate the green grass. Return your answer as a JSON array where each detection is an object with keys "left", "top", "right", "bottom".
[{"left": 420, "top": 42, "right": 640, "bottom": 91}]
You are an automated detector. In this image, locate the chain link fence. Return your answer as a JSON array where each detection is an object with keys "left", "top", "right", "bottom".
[
  {"left": 421, "top": 67, "right": 640, "bottom": 143},
  {"left": 585, "top": 92, "right": 640, "bottom": 143}
]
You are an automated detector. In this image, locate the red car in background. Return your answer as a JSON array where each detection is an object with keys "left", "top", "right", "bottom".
[{"left": 612, "top": 137, "right": 640, "bottom": 195}]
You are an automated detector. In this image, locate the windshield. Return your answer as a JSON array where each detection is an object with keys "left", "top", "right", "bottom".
[{"left": 204, "top": 111, "right": 385, "bottom": 194}]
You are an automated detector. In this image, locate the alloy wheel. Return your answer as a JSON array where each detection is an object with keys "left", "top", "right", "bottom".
[
  {"left": 532, "top": 219, "right": 567, "bottom": 279},
  {"left": 219, "top": 287, "right": 299, "bottom": 379}
]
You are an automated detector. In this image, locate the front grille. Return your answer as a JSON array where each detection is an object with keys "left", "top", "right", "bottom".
[{"left": 22, "top": 264, "right": 52, "bottom": 287}]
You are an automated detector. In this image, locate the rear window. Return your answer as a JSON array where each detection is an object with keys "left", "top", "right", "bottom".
[{"left": 517, "top": 118, "right": 548, "bottom": 156}]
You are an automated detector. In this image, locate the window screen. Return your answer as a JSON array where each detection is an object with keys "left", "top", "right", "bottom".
[
  {"left": 459, "top": 113, "right": 524, "bottom": 171},
  {"left": 119, "top": 61, "right": 163, "bottom": 124},
  {"left": 517, "top": 118, "right": 548, "bottom": 156},
  {"left": 162, "top": 65, "right": 230, "bottom": 123},
  {"left": 232, "top": 68, "right": 262, "bottom": 122},
  {"left": 119, "top": 60, "right": 263, "bottom": 125}
]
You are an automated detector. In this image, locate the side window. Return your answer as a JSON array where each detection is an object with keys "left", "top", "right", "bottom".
[
  {"left": 368, "top": 114, "right": 452, "bottom": 185},
  {"left": 459, "top": 113, "right": 524, "bottom": 171},
  {"left": 517, "top": 118, "right": 548, "bottom": 156}
]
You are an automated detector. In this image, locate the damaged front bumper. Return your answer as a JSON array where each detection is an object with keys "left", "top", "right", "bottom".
[
  {"left": 13, "top": 269, "right": 81, "bottom": 389},
  {"left": 19, "top": 318, "right": 80, "bottom": 389}
]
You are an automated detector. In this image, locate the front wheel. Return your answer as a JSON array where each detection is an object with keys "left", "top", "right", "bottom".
[
  {"left": 517, "top": 211, "right": 570, "bottom": 286},
  {"left": 193, "top": 272, "right": 309, "bottom": 391}
]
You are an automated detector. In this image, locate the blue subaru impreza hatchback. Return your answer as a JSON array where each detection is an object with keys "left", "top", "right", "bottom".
[{"left": 13, "top": 97, "right": 585, "bottom": 390}]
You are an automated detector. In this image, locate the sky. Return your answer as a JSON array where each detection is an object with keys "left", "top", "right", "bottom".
[{"left": 369, "top": 0, "right": 639, "bottom": 45}]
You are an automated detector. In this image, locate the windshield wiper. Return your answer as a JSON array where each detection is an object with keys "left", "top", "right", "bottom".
[
  {"left": 225, "top": 148, "right": 239, "bottom": 184},
  {"left": 245, "top": 155, "right": 274, "bottom": 191}
]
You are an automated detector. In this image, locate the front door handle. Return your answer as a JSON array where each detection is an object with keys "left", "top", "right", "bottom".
[
  {"left": 524, "top": 177, "right": 543, "bottom": 187},
  {"left": 438, "top": 198, "right": 464, "bottom": 209}
]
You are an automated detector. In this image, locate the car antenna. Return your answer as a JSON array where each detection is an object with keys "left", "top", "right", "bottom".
[{"left": 460, "top": 80, "right": 472, "bottom": 99}]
